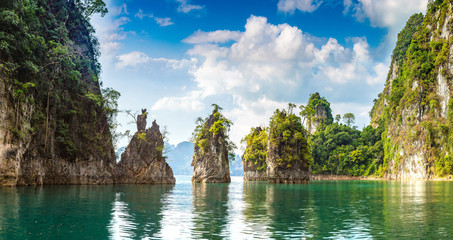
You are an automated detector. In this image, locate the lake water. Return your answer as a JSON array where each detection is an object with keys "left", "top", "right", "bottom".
[{"left": 1, "top": 176, "right": 453, "bottom": 239}]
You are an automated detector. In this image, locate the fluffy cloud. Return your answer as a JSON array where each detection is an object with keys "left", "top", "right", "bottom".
[
  {"left": 150, "top": 15, "right": 383, "bottom": 145},
  {"left": 151, "top": 91, "right": 204, "bottom": 112},
  {"left": 278, "top": 0, "right": 323, "bottom": 13},
  {"left": 345, "top": 0, "right": 428, "bottom": 28},
  {"left": 175, "top": 0, "right": 204, "bottom": 13},
  {"left": 183, "top": 16, "right": 383, "bottom": 99},
  {"left": 183, "top": 30, "right": 242, "bottom": 44}
]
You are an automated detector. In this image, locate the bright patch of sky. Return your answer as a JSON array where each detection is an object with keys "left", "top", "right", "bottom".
[{"left": 91, "top": 0, "right": 428, "bottom": 150}]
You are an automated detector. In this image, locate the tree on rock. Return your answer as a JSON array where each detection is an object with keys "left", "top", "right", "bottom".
[
  {"left": 241, "top": 127, "right": 268, "bottom": 181},
  {"left": 267, "top": 104, "right": 312, "bottom": 183},
  {"left": 191, "top": 104, "right": 236, "bottom": 183},
  {"left": 301, "top": 93, "right": 333, "bottom": 134}
]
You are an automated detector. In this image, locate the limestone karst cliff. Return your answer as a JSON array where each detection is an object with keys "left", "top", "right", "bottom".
[
  {"left": 305, "top": 93, "right": 333, "bottom": 134},
  {"left": 115, "top": 111, "right": 175, "bottom": 184},
  {"left": 191, "top": 105, "right": 234, "bottom": 183},
  {"left": 267, "top": 107, "right": 312, "bottom": 183},
  {"left": 0, "top": 0, "right": 116, "bottom": 186},
  {"left": 371, "top": 0, "right": 453, "bottom": 179}
]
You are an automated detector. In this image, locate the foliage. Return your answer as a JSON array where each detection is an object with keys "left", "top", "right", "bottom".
[
  {"left": 300, "top": 93, "right": 333, "bottom": 130},
  {"left": 310, "top": 123, "right": 384, "bottom": 176},
  {"left": 191, "top": 104, "right": 236, "bottom": 161},
  {"left": 241, "top": 127, "right": 268, "bottom": 171},
  {"left": 343, "top": 113, "right": 355, "bottom": 127},
  {"left": 269, "top": 105, "right": 312, "bottom": 168},
  {"left": 370, "top": 0, "right": 453, "bottom": 177},
  {"left": 0, "top": 0, "right": 117, "bottom": 160}
]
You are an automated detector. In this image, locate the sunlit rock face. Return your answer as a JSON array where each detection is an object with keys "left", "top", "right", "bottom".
[
  {"left": 115, "top": 111, "right": 175, "bottom": 184},
  {"left": 370, "top": 1, "right": 453, "bottom": 179},
  {"left": 192, "top": 113, "right": 231, "bottom": 183}
]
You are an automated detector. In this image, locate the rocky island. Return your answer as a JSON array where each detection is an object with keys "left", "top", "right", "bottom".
[
  {"left": 191, "top": 105, "right": 234, "bottom": 183},
  {"left": 115, "top": 109, "right": 175, "bottom": 184}
]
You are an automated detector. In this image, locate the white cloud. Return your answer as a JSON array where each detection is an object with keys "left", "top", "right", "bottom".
[
  {"left": 183, "top": 30, "right": 242, "bottom": 44},
  {"left": 91, "top": 12, "right": 131, "bottom": 60},
  {"left": 278, "top": 0, "right": 323, "bottom": 13},
  {"left": 115, "top": 51, "right": 197, "bottom": 69},
  {"left": 182, "top": 15, "right": 383, "bottom": 101},
  {"left": 151, "top": 91, "right": 204, "bottom": 112},
  {"left": 148, "top": 15, "right": 387, "bottom": 147},
  {"left": 135, "top": 9, "right": 174, "bottom": 27},
  {"left": 175, "top": 0, "right": 204, "bottom": 13},
  {"left": 154, "top": 17, "right": 174, "bottom": 27},
  {"left": 116, "top": 51, "right": 151, "bottom": 68},
  {"left": 345, "top": 0, "right": 428, "bottom": 28}
]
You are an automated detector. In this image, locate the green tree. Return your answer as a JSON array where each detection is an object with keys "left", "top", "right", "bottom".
[
  {"left": 335, "top": 114, "right": 341, "bottom": 123},
  {"left": 192, "top": 104, "right": 236, "bottom": 161},
  {"left": 343, "top": 113, "right": 355, "bottom": 127}
]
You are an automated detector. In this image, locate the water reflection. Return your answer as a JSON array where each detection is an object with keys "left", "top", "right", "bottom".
[
  {"left": 0, "top": 179, "right": 453, "bottom": 239},
  {"left": 108, "top": 184, "right": 174, "bottom": 239},
  {"left": 191, "top": 183, "right": 229, "bottom": 239}
]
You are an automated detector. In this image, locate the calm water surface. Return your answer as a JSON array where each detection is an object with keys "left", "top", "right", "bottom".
[{"left": 1, "top": 176, "right": 453, "bottom": 239}]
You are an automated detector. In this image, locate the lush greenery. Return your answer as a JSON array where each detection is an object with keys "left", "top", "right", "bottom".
[
  {"left": 300, "top": 93, "right": 333, "bottom": 130},
  {"left": 310, "top": 123, "right": 384, "bottom": 176},
  {"left": 241, "top": 127, "right": 268, "bottom": 171},
  {"left": 269, "top": 104, "right": 312, "bottom": 168},
  {"left": 192, "top": 104, "right": 236, "bottom": 161},
  {"left": 370, "top": 0, "right": 453, "bottom": 177},
  {"left": 0, "top": 0, "right": 118, "bottom": 160}
]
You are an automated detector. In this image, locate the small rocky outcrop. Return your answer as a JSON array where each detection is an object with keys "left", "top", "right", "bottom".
[
  {"left": 266, "top": 108, "right": 311, "bottom": 183},
  {"left": 242, "top": 127, "right": 268, "bottom": 181},
  {"left": 191, "top": 106, "right": 232, "bottom": 183},
  {"left": 115, "top": 112, "right": 175, "bottom": 184}
]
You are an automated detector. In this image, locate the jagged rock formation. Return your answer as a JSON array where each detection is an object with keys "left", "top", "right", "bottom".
[
  {"left": 115, "top": 115, "right": 175, "bottom": 184},
  {"left": 242, "top": 127, "right": 268, "bottom": 181},
  {"left": 305, "top": 93, "right": 333, "bottom": 134},
  {"left": 191, "top": 106, "right": 232, "bottom": 183},
  {"left": 370, "top": 0, "right": 453, "bottom": 179},
  {"left": 266, "top": 107, "right": 311, "bottom": 183},
  {"left": 137, "top": 109, "right": 147, "bottom": 132},
  {"left": 0, "top": 0, "right": 116, "bottom": 186}
]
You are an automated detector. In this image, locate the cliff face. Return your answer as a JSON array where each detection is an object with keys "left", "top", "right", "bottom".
[
  {"left": 0, "top": 0, "right": 116, "bottom": 186},
  {"left": 192, "top": 108, "right": 232, "bottom": 183},
  {"left": 371, "top": 1, "right": 453, "bottom": 179},
  {"left": 115, "top": 116, "right": 175, "bottom": 184}
]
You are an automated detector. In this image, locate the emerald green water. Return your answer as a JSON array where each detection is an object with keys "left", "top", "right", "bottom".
[{"left": 1, "top": 176, "right": 453, "bottom": 239}]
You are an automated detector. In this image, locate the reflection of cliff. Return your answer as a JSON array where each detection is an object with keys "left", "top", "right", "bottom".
[
  {"left": 191, "top": 183, "right": 229, "bottom": 239},
  {"left": 242, "top": 183, "right": 272, "bottom": 238},
  {"left": 109, "top": 185, "right": 174, "bottom": 239},
  {"left": 376, "top": 181, "right": 453, "bottom": 238}
]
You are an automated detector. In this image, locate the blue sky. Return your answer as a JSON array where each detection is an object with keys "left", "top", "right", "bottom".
[{"left": 91, "top": 0, "right": 428, "bottom": 149}]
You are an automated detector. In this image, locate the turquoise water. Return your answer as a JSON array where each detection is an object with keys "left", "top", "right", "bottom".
[{"left": 1, "top": 176, "right": 453, "bottom": 239}]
